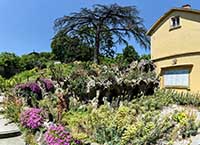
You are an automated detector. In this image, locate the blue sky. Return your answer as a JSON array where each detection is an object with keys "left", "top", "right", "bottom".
[{"left": 0, "top": 0, "right": 199, "bottom": 56}]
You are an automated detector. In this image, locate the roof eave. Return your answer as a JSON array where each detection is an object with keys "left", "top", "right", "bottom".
[{"left": 146, "top": 8, "right": 200, "bottom": 36}]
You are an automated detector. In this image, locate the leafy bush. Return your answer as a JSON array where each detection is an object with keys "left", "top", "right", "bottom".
[
  {"left": 95, "top": 126, "right": 122, "bottom": 145},
  {"left": 10, "top": 68, "right": 39, "bottom": 83},
  {"left": 16, "top": 82, "right": 42, "bottom": 107},
  {"left": 0, "top": 52, "right": 21, "bottom": 78},
  {"left": 172, "top": 111, "right": 199, "bottom": 138},
  {"left": 4, "top": 96, "right": 22, "bottom": 123},
  {"left": 172, "top": 91, "right": 200, "bottom": 106},
  {"left": 38, "top": 96, "right": 58, "bottom": 122},
  {"left": 156, "top": 89, "right": 200, "bottom": 107},
  {"left": 19, "top": 53, "right": 48, "bottom": 71},
  {"left": 0, "top": 52, "right": 52, "bottom": 79}
]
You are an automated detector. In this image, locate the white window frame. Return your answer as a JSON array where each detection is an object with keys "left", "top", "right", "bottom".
[
  {"left": 163, "top": 69, "right": 190, "bottom": 88},
  {"left": 170, "top": 16, "right": 180, "bottom": 29}
]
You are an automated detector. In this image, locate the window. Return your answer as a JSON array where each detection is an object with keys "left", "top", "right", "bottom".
[
  {"left": 163, "top": 69, "right": 189, "bottom": 88},
  {"left": 170, "top": 16, "right": 180, "bottom": 28}
]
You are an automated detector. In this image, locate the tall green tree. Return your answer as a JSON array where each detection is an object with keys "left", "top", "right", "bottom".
[
  {"left": 51, "top": 31, "right": 93, "bottom": 63},
  {"left": 123, "top": 45, "right": 139, "bottom": 63},
  {"left": 54, "top": 4, "right": 149, "bottom": 64}
]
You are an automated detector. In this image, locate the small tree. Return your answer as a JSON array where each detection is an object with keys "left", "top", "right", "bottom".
[
  {"left": 54, "top": 4, "right": 149, "bottom": 64},
  {"left": 123, "top": 45, "right": 139, "bottom": 63}
]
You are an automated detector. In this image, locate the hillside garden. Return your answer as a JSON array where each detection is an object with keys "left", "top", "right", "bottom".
[
  {"left": 0, "top": 3, "right": 200, "bottom": 145},
  {"left": 0, "top": 60, "right": 200, "bottom": 145}
]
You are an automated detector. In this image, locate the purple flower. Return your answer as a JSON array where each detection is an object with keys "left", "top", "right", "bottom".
[
  {"left": 16, "top": 82, "right": 42, "bottom": 100},
  {"left": 40, "top": 78, "right": 54, "bottom": 92},
  {"left": 28, "top": 83, "right": 42, "bottom": 95},
  {"left": 20, "top": 108, "right": 44, "bottom": 129},
  {"left": 44, "top": 124, "right": 82, "bottom": 145},
  {"left": 16, "top": 82, "right": 41, "bottom": 94}
]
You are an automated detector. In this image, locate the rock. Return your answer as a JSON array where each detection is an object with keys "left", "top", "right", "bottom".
[
  {"left": 129, "top": 61, "right": 138, "bottom": 70},
  {"left": 86, "top": 79, "right": 96, "bottom": 93},
  {"left": 84, "top": 142, "right": 100, "bottom": 145},
  {"left": 0, "top": 96, "right": 4, "bottom": 103},
  {"left": 0, "top": 136, "right": 25, "bottom": 145},
  {"left": 0, "top": 115, "right": 21, "bottom": 139},
  {"left": 54, "top": 61, "right": 61, "bottom": 64}
]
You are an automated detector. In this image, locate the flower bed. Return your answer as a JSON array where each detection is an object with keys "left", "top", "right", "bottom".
[
  {"left": 45, "top": 124, "right": 82, "bottom": 145},
  {"left": 20, "top": 108, "right": 44, "bottom": 129}
]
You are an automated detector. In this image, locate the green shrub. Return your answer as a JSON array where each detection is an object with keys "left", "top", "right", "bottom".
[
  {"left": 172, "top": 110, "right": 199, "bottom": 138},
  {"left": 157, "top": 89, "right": 200, "bottom": 107},
  {"left": 95, "top": 126, "right": 122, "bottom": 145},
  {"left": 120, "top": 112, "right": 172, "bottom": 145},
  {"left": 4, "top": 95, "right": 23, "bottom": 123}
]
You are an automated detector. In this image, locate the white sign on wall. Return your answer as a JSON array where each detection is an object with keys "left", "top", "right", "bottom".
[{"left": 163, "top": 69, "right": 189, "bottom": 87}]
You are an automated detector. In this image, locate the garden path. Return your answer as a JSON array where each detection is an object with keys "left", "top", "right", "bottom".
[{"left": 0, "top": 136, "right": 25, "bottom": 145}]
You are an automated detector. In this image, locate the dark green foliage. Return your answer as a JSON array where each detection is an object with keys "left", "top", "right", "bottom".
[
  {"left": 0, "top": 52, "right": 52, "bottom": 79},
  {"left": 70, "top": 76, "right": 89, "bottom": 102},
  {"left": 115, "top": 53, "right": 129, "bottom": 69},
  {"left": 99, "top": 56, "right": 116, "bottom": 65},
  {"left": 39, "top": 52, "right": 53, "bottom": 59},
  {"left": 122, "top": 45, "right": 140, "bottom": 63},
  {"left": 0, "top": 52, "right": 21, "bottom": 79},
  {"left": 51, "top": 31, "right": 93, "bottom": 63},
  {"left": 20, "top": 53, "right": 49, "bottom": 71},
  {"left": 54, "top": 3, "right": 149, "bottom": 63},
  {"left": 49, "top": 63, "right": 65, "bottom": 83},
  {"left": 140, "top": 54, "right": 151, "bottom": 60},
  {"left": 68, "top": 68, "right": 90, "bottom": 102},
  {"left": 95, "top": 126, "right": 122, "bottom": 145}
]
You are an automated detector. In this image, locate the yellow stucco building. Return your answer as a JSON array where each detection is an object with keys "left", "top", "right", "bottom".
[{"left": 147, "top": 4, "right": 200, "bottom": 92}]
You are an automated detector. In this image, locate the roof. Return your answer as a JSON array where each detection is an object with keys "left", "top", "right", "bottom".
[{"left": 146, "top": 8, "right": 200, "bottom": 36}]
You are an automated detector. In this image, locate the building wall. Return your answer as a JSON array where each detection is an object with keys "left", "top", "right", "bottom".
[
  {"left": 150, "top": 10, "right": 200, "bottom": 92},
  {"left": 151, "top": 11, "right": 200, "bottom": 60},
  {"left": 155, "top": 54, "right": 200, "bottom": 93}
]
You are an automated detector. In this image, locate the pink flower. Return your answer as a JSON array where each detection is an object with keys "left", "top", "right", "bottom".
[
  {"left": 20, "top": 108, "right": 44, "bottom": 129},
  {"left": 44, "top": 124, "right": 82, "bottom": 145}
]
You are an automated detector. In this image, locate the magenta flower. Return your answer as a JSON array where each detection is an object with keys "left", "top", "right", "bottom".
[
  {"left": 16, "top": 82, "right": 42, "bottom": 100},
  {"left": 20, "top": 108, "right": 44, "bottom": 129},
  {"left": 40, "top": 78, "right": 55, "bottom": 92},
  {"left": 28, "top": 83, "right": 42, "bottom": 95},
  {"left": 45, "top": 124, "right": 82, "bottom": 145}
]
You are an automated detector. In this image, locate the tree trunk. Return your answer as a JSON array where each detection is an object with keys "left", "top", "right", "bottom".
[{"left": 94, "top": 28, "right": 100, "bottom": 64}]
